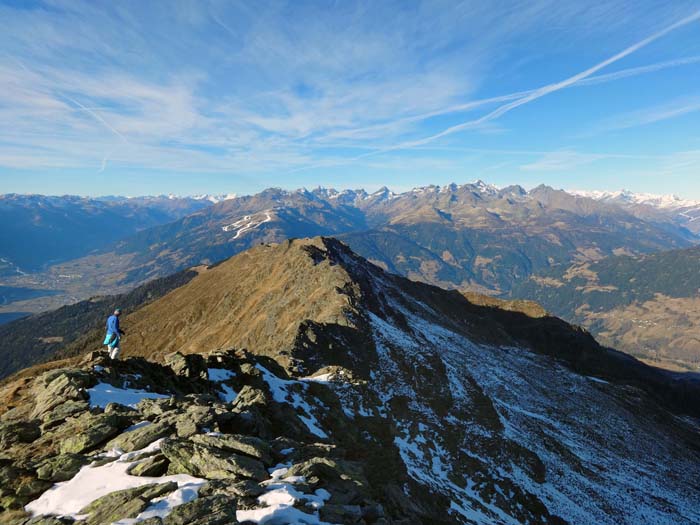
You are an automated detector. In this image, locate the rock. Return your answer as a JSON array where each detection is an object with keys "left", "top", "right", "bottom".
[
  {"left": 219, "top": 386, "right": 271, "bottom": 437},
  {"left": 35, "top": 454, "right": 88, "bottom": 482},
  {"left": 40, "top": 401, "right": 89, "bottom": 431},
  {"left": 320, "top": 504, "right": 363, "bottom": 524},
  {"left": 165, "top": 352, "right": 208, "bottom": 380},
  {"left": 199, "top": 479, "right": 264, "bottom": 499},
  {"left": 105, "top": 422, "right": 173, "bottom": 453},
  {"left": 127, "top": 453, "right": 169, "bottom": 477},
  {"left": 190, "top": 434, "right": 273, "bottom": 465},
  {"left": 0, "top": 421, "right": 40, "bottom": 449},
  {"left": 23, "top": 516, "right": 76, "bottom": 525},
  {"left": 0, "top": 494, "right": 24, "bottom": 511},
  {"left": 15, "top": 476, "right": 52, "bottom": 497},
  {"left": 59, "top": 414, "right": 122, "bottom": 454},
  {"left": 31, "top": 370, "right": 92, "bottom": 419},
  {"left": 137, "top": 397, "right": 178, "bottom": 418},
  {"left": 162, "top": 494, "right": 238, "bottom": 525},
  {"left": 174, "top": 417, "right": 198, "bottom": 438},
  {"left": 79, "top": 481, "right": 177, "bottom": 525},
  {"left": 285, "top": 457, "right": 367, "bottom": 505},
  {"left": 161, "top": 439, "right": 267, "bottom": 481}
]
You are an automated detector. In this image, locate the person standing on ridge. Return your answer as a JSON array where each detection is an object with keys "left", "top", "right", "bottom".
[{"left": 104, "top": 308, "right": 125, "bottom": 360}]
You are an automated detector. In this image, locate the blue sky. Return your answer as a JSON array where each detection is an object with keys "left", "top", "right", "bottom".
[{"left": 0, "top": 0, "right": 699, "bottom": 197}]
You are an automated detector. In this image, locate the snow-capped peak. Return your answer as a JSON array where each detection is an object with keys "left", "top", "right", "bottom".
[
  {"left": 192, "top": 193, "right": 238, "bottom": 204},
  {"left": 570, "top": 189, "right": 700, "bottom": 210}
]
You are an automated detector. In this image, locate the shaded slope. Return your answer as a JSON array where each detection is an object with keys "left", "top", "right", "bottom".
[
  {"left": 512, "top": 245, "right": 700, "bottom": 368},
  {"left": 0, "top": 269, "right": 198, "bottom": 380}
]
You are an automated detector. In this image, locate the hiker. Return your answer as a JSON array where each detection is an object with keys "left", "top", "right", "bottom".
[{"left": 104, "top": 308, "right": 125, "bottom": 359}]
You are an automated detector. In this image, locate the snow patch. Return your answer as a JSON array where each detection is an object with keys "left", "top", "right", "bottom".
[
  {"left": 236, "top": 463, "right": 332, "bottom": 524},
  {"left": 87, "top": 382, "right": 170, "bottom": 409},
  {"left": 25, "top": 441, "right": 205, "bottom": 521},
  {"left": 256, "top": 365, "right": 329, "bottom": 439}
]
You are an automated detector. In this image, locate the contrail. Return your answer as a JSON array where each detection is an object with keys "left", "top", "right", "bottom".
[
  {"left": 322, "top": 54, "right": 700, "bottom": 145},
  {"left": 62, "top": 95, "right": 128, "bottom": 143},
  {"left": 62, "top": 95, "right": 129, "bottom": 172},
  {"left": 365, "top": 10, "right": 700, "bottom": 154}
]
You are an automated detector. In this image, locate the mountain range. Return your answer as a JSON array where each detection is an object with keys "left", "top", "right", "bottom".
[
  {"left": 1, "top": 237, "right": 699, "bottom": 525},
  {"left": 2, "top": 182, "right": 699, "bottom": 368},
  {"left": 572, "top": 189, "right": 700, "bottom": 234},
  {"left": 0, "top": 193, "right": 221, "bottom": 275}
]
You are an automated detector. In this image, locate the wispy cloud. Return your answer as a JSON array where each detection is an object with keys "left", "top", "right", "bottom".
[
  {"left": 364, "top": 9, "right": 700, "bottom": 154},
  {"left": 597, "top": 96, "right": 700, "bottom": 131},
  {"left": 0, "top": 0, "right": 698, "bottom": 194}
]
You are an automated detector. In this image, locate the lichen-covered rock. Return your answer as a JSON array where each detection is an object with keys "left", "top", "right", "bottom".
[
  {"left": 160, "top": 439, "right": 267, "bottom": 481},
  {"left": 165, "top": 352, "right": 208, "bottom": 381},
  {"left": 218, "top": 386, "right": 271, "bottom": 437},
  {"left": 285, "top": 457, "right": 368, "bottom": 505},
  {"left": 0, "top": 421, "right": 40, "bottom": 449},
  {"left": 14, "top": 476, "right": 52, "bottom": 498},
  {"left": 30, "top": 370, "right": 93, "bottom": 419},
  {"left": 137, "top": 397, "right": 179, "bottom": 418},
  {"left": 189, "top": 433, "right": 273, "bottom": 465},
  {"left": 58, "top": 414, "right": 123, "bottom": 454},
  {"left": 78, "top": 481, "right": 177, "bottom": 525},
  {"left": 40, "top": 401, "right": 89, "bottom": 431},
  {"left": 162, "top": 494, "right": 238, "bottom": 525},
  {"left": 127, "top": 453, "right": 169, "bottom": 477},
  {"left": 105, "top": 422, "right": 172, "bottom": 453},
  {"left": 35, "top": 454, "right": 88, "bottom": 482}
]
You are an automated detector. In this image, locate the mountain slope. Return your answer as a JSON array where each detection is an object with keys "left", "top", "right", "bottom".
[
  {"left": 511, "top": 245, "right": 700, "bottom": 369},
  {"left": 2, "top": 237, "right": 699, "bottom": 525},
  {"left": 0, "top": 269, "right": 198, "bottom": 380}
]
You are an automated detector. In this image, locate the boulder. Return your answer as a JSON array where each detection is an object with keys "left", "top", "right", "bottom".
[
  {"left": 162, "top": 494, "right": 238, "bottom": 525},
  {"left": 160, "top": 439, "right": 267, "bottom": 481},
  {"left": 59, "top": 414, "right": 122, "bottom": 454},
  {"left": 127, "top": 453, "right": 169, "bottom": 477},
  {"left": 199, "top": 479, "right": 264, "bottom": 499},
  {"left": 190, "top": 434, "right": 272, "bottom": 465},
  {"left": 31, "top": 370, "right": 92, "bottom": 419},
  {"left": 320, "top": 504, "right": 363, "bottom": 524},
  {"left": 285, "top": 457, "right": 367, "bottom": 505},
  {"left": 79, "top": 481, "right": 177, "bottom": 525},
  {"left": 40, "top": 401, "right": 89, "bottom": 431},
  {"left": 0, "top": 421, "right": 40, "bottom": 449},
  {"left": 137, "top": 397, "right": 179, "bottom": 418},
  {"left": 105, "top": 422, "right": 173, "bottom": 453},
  {"left": 35, "top": 454, "right": 88, "bottom": 482},
  {"left": 165, "top": 352, "right": 208, "bottom": 381},
  {"left": 14, "top": 476, "right": 52, "bottom": 498}
]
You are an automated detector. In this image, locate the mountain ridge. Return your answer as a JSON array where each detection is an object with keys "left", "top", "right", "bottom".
[{"left": 2, "top": 237, "right": 699, "bottom": 525}]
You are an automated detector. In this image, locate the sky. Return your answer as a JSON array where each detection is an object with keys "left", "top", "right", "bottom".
[{"left": 0, "top": 0, "right": 699, "bottom": 198}]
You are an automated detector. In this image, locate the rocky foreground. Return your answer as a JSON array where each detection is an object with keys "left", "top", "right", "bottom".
[{"left": 2, "top": 349, "right": 405, "bottom": 525}]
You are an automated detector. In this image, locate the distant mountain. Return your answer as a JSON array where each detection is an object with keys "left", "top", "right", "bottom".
[
  {"left": 35, "top": 182, "right": 694, "bottom": 295},
  {"left": 512, "top": 245, "right": 700, "bottom": 370},
  {"left": 0, "top": 194, "right": 215, "bottom": 274},
  {"left": 572, "top": 188, "right": 700, "bottom": 234},
  {"left": 3, "top": 238, "right": 699, "bottom": 525}
]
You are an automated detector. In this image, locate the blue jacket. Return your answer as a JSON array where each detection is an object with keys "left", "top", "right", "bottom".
[{"left": 106, "top": 314, "right": 121, "bottom": 336}]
